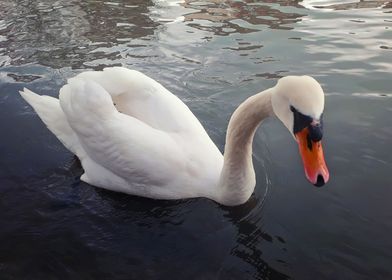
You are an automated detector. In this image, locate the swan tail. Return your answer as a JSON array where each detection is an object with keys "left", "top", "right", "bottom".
[{"left": 19, "top": 88, "right": 83, "bottom": 156}]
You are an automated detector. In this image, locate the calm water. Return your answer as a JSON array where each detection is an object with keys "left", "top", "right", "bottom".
[{"left": 1, "top": 0, "right": 392, "bottom": 279}]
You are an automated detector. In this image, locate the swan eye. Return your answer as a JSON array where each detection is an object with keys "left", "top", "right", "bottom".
[
  {"left": 290, "top": 106, "right": 323, "bottom": 141},
  {"left": 290, "top": 105, "right": 312, "bottom": 133}
]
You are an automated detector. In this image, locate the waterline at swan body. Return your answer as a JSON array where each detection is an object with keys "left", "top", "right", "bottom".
[{"left": 20, "top": 67, "right": 329, "bottom": 206}]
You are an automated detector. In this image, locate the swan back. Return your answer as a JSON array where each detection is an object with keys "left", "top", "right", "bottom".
[{"left": 75, "top": 67, "right": 205, "bottom": 134}]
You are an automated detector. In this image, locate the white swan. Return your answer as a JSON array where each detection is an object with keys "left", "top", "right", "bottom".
[{"left": 20, "top": 67, "right": 329, "bottom": 206}]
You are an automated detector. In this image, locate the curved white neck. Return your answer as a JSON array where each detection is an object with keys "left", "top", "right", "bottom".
[{"left": 217, "top": 88, "right": 274, "bottom": 206}]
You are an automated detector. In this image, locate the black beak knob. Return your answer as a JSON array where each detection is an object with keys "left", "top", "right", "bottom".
[{"left": 308, "top": 122, "right": 323, "bottom": 142}]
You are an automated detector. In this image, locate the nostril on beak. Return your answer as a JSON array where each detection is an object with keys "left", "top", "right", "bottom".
[{"left": 314, "top": 175, "right": 325, "bottom": 187}]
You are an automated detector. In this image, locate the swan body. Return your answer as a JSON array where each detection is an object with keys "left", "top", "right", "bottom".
[{"left": 20, "top": 67, "right": 329, "bottom": 206}]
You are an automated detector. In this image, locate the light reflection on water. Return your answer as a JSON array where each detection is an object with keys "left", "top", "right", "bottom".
[{"left": 0, "top": 0, "right": 392, "bottom": 279}]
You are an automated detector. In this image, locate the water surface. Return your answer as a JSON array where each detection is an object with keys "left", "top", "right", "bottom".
[{"left": 1, "top": 1, "right": 392, "bottom": 279}]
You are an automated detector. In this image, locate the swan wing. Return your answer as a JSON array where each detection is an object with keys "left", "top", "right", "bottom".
[
  {"left": 74, "top": 67, "right": 206, "bottom": 135},
  {"left": 20, "top": 68, "right": 223, "bottom": 199},
  {"left": 59, "top": 77, "right": 187, "bottom": 195}
]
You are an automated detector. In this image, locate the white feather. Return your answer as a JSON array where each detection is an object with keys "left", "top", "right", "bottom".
[
  {"left": 21, "top": 67, "right": 223, "bottom": 201},
  {"left": 20, "top": 67, "right": 326, "bottom": 205}
]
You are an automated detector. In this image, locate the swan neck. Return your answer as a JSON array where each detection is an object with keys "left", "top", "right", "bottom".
[{"left": 218, "top": 88, "right": 274, "bottom": 206}]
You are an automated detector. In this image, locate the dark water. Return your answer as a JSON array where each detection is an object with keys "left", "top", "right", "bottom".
[{"left": 1, "top": 0, "right": 392, "bottom": 279}]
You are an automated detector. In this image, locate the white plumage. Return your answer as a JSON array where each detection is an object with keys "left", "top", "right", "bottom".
[{"left": 20, "top": 67, "right": 326, "bottom": 206}]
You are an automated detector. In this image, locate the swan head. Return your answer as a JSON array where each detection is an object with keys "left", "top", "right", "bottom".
[{"left": 271, "top": 76, "right": 329, "bottom": 187}]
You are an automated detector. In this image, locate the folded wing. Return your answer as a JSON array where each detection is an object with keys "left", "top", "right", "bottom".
[{"left": 59, "top": 77, "right": 185, "bottom": 191}]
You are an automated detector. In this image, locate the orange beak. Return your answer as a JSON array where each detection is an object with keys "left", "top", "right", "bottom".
[{"left": 295, "top": 127, "right": 329, "bottom": 187}]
